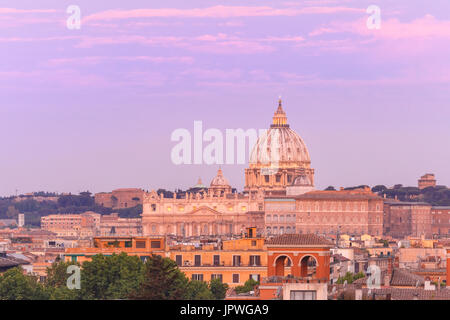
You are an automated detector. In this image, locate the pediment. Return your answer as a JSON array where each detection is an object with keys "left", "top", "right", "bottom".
[{"left": 189, "top": 206, "right": 221, "bottom": 215}]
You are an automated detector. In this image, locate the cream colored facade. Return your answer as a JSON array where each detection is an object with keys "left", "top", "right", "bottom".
[{"left": 142, "top": 180, "right": 265, "bottom": 237}]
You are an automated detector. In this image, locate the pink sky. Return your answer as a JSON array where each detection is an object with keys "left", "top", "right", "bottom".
[{"left": 0, "top": 0, "right": 449, "bottom": 196}]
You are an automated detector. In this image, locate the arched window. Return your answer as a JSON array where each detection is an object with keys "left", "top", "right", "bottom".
[
  {"left": 273, "top": 215, "right": 278, "bottom": 222},
  {"left": 266, "top": 215, "right": 271, "bottom": 222}
]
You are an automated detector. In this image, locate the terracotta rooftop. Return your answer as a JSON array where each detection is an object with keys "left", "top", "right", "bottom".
[
  {"left": 390, "top": 269, "right": 425, "bottom": 287},
  {"left": 353, "top": 268, "right": 425, "bottom": 287},
  {"left": 295, "top": 190, "right": 381, "bottom": 200},
  {"left": 363, "top": 288, "right": 450, "bottom": 300},
  {"left": 265, "top": 234, "right": 332, "bottom": 246}
]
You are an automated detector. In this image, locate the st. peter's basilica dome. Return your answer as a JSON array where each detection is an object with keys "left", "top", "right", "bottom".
[{"left": 244, "top": 99, "right": 315, "bottom": 194}]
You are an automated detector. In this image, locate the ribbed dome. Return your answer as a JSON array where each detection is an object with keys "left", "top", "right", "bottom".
[
  {"left": 210, "top": 168, "right": 230, "bottom": 187},
  {"left": 249, "top": 99, "right": 310, "bottom": 165}
]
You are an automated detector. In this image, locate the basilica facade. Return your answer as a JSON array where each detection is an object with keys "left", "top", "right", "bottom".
[
  {"left": 141, "top": 169, "right": 266, "bottom": 237},
  {"left": 142, "top": 99, "right": 383, "bottom": 238}
]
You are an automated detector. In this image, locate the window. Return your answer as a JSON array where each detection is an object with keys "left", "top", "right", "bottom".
[
  {"left": 213, "top": 255, "right": 220, "bottom": 266},
  {"left": 251, "top": 240, "right": 257, "bottom": 246},
  {"left": 151, "top": 240, "right": 161, "bottom": 248},
  {"left": 233, "top": 255, "right": 241, "bottom": 266},
  {"left": 250, "top": 255, "right": 261, "bottom": 266},
  {"left": 250, "top": 274, "right": 260, "bottom": 282},
  {"left": 290, "top": 290, "right": 317, "bottom": 300},
  {"left": 211, "top": 274, "right": 223, "bottom": 282},
  {"left": 276, "top": 175, "right": 281, "bottom": 183},
  {"left": 266, "top": 215, "right": 271, "bottom": 222},
  {"left": 265, "top": 176, "right": 270, "bottom": 183},
  {"left": 192, "top": 274, "right": 204, "bottom": 281},
  {"left": 151, "top": 204, "right": 156, "bottom": 211},
  {"left": 124, "top": 241, "right": 132, "bottom": 248},
  {"left": 287, "top": 175, "right": 292, "bottom": 183},
  {"left": 232, "top": 274, "right": 240, "bottom": 283},
  {"left": 136, "top": 241, "right": 146, "bottom": 249},
  {"left": 194, "top": 255, "right": 201, "bottom": 266},
  {"left": 258, "top": 203, "right": 263, "bottom": 211},
  {"left": 176, "top": 255, "right": 182, "bottom": 266}
]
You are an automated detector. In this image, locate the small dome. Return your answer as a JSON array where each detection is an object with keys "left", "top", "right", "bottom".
[
  {"left": 210, "top": 168, "right": 230, "bottom": 187},
  {"left": 193, "top": 178, "right": 206, "bottom": 189}
]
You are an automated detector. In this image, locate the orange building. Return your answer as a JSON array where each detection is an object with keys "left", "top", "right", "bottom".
[
  {"left": 65, "top": 236, "right": 165, "bottom": 263},
  {"left": 65, "top": 228, "right": 267, "bottom": 286},
  {"left": 447, "top": 248, "right": 450, "bottom": 287},
  {"left": 64, "top": 228, "right": 333, "bottom": 293}
]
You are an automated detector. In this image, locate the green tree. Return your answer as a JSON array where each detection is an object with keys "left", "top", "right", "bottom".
[
  {"left": 209, "top": 278, "right": 229, "bottom": 300},
  {"left": 131, "top": 254, "right": 189, "bottom": 300},
  {"left": 336, "top": 271, "right": 365, "bottom": 284},
  {"left": 0, "top": 267, "right": 48, "bottom": 300},
  {"left": 80, "top": 253, "right": 144, "bottom": 300},
  {"left": 185, "top": 280, "right": 214, "bottom": 300},
  {"left": 234, "top": 278, "right": 258, "bottom": 294},
  {"left": 44, "top": 261, "right": 81, "bottom": 300}
]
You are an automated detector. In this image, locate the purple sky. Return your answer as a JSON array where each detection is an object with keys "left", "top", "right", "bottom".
[{"left": 1, "top": 0, "right": 449, "bottom": 196}]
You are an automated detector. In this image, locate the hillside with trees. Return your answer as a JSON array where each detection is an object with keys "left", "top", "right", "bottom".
[
  {"left": 324, "top": 184, "right": 450, "bottom": 206},
  {"left": 0, "top": 191, "right": 142, "bottom": 227}
]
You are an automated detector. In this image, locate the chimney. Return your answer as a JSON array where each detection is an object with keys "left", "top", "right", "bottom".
[{"left": 387, "top": 256, "right": 394, "bottom": 282}]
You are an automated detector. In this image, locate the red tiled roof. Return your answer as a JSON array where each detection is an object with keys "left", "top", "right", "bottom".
[
  {"left": 265, "top": 234, "right": 332, "bottom": 246},
  {"left": 363, "top": 288, "right": 450, "bottom": 300},
  {"left": 390, "top": 269, "right": 424, "bottom": 287}
]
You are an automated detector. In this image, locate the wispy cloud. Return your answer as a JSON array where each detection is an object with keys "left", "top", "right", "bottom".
[
  {"left": 83, "top": 5, "right": 363, "bottom": 22},
  {"left": 0, "top": 8, "right": 58, "bottom": 14},
  {"left": 310, "top": 15, "right": 450, "bottom": 39},
  {"left": 45, "top": 56, "right": 194, "bottom": 67}
]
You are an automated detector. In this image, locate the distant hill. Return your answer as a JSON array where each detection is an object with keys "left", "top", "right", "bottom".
[
  {"left": 371, "top": 184, "right": 450, "bottom": 206},
  {"left": 0, "top": 191, "right": 142, "bottom": 227}
]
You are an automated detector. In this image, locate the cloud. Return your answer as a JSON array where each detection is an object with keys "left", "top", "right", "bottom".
[
  {"left": 83, "top": 5, "right": 363, "bottom": 22},
  {"left": 45, "top": 56, "right": 194, "bottom": 67},
  {"left": 309, "top": 15, "right": 450, "bottom": 39},
  {"left": 179, "top": 68, "right": 242, "bottom": 80},
  {"left": 0, "top": 8, "right": 57, "bottom": 14}
]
